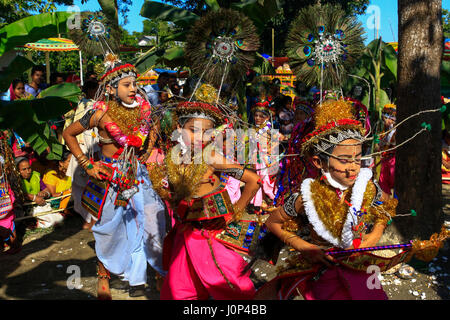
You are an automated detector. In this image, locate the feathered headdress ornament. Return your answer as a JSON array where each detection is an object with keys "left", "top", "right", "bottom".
[
  {"left": 286, "top": 4, "right": 365, "bottom": 90},
  {"left": 185, "top": 8, "right": 260, "bottom": 88},
  {"left": 68, "top": 11, "right": 120, "bottom": 56}
]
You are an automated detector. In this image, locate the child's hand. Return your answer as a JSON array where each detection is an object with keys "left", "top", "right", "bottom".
[{"left": 299, "top": 244, "right": 336, "bottom": 267}]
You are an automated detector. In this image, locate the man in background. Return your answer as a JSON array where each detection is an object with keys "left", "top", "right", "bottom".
[{"left": 25, "top": 65, "right": 48, "bottom": 97}]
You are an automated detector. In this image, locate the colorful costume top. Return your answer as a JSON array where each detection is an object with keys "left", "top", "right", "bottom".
[
  {"left": 379, "top": 103, "right": 397, "bottom": 157},
  {"left": 93, "top": 96, "right": 151, "bottom": 150}
]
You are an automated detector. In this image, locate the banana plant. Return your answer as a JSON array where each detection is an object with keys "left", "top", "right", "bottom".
[
  {"left": 0, "top": 83, "right": 81, "bottom": 160},
  {"left": 0, "top": 55, "right": 35, "bottom": 92},
  {"left": 345, "top": 38, "right": 397, "bottom": 129}
]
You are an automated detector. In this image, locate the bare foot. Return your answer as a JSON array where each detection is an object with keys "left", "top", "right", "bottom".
[
  {"left": 97, "top": 277, "right": 112, "bottom": 300},
  {"left": 97, "top": 261, "right": 112, "bottom": 300}
]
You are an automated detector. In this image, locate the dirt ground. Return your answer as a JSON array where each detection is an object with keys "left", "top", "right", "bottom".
[{"left": 1, "top": 187, "right": 450, "bottom": 300}]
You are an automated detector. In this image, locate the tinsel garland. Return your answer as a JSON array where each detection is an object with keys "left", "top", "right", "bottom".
[
  {"left": 281, "top": 178, "right": 397, "bottom": 240},
  {"left": 94, "top": 98, "right": 151, "bottom": 148}
]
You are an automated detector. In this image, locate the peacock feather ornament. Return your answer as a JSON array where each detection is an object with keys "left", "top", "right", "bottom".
[
  {"left": 68, "top": 11, "right": 120, "bottom": 56},
  {"left": 286, "top": 4, "right": 365, "bottom": 91},
  {"left": 185, "top": 8, "right": 260, "bottom": 88}
]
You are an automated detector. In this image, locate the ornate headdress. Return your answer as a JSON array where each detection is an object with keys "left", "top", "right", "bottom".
[
  {"left": 294, "top": 99, "right": 314, "bottom": 117},
  {"left": 301, "top": 99, "right": 365, "bottom": 155},
  {"left": 99, "top": 53, "right": 139, "bottom": 86},
  {"left": 176, "top": 84, "right": 224, "bottom": 125},
  {"left": 382, "top": 103, "right": 397, "bottom": 120}
]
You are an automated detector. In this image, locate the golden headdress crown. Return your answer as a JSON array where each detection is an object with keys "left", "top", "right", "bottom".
[{"left": 301, "top": 99, "right": 365, "bottom": 155}]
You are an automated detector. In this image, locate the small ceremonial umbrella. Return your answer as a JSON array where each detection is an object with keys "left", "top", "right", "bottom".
[{"left": 22, "top": 37, "right": 84, "bottom": 86}]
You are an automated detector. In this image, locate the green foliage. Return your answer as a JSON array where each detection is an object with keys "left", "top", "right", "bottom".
[
  {"left": 0, "top": 83, "right": 81, "bottom": 160},
  {"left": 0, "top": 0, "right": 73, "bottom": 27},
  {"left": 443, "top": 9, "right": 450, "bottom": 34},
  {"left": 345, "top": 39, "right": 398, "bottom": 112},
  {"left": 0, "top": 11, "right": 73, "bottom": 56},
  {"left": 0, "top": 55, "right": 34, "bottom": 91}
]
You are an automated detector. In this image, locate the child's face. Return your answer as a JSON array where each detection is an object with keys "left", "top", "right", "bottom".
[
  {"left": 110, "top": 76, "right": 137, "bottom": 105},
  {"left": 254, "top": 111, "right": 270, "bottom": 126},
  {"left": 314, "top": 139, "right": 362, "bottom": 188},
  {"left": 181, "top": 118, "right": 215, "bottom": 150},
  {"left": 160, "top": 92, "right": 169, "bottom": 103},
  {"left": 383, "top": 115, "right": 395, "bottom": 127}
]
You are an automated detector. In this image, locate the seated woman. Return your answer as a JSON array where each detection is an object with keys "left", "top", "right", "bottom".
[
  {"left": 15, "top": 157, "right": 51, "bottom": 206},
  {"left": 42, "top": 150, "right": 72, "bottom": 211}
]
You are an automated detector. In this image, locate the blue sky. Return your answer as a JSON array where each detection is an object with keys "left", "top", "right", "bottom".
[{"left": 60, "top": 0, "right": 450, "bottom": 44}]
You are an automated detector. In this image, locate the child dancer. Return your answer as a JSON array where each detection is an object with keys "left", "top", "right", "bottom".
[
  {"left": 249, "top": 101, "right": 281, "bottom": 212},
  {"left": 150, "top": 97, "right": 262, "bottom": 300},
  {"left": 63, "top": 55, "right": 166, "bottom": 299},
  {"left": 378, "top": 104, "right": 396, "bottom": 196},
  {"left": 264, "top": 99, "right": 397, "bottom": 300}
]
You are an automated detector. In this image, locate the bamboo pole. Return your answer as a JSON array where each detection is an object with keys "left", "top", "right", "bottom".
[
  {"left": 23, "top": 193, "right": 72, "bottom": 207},
  {"left": 15, "top": 206, "right": 74, "bottom": 222},
  {"left": 45, "top": 51, "right": 50, "bottom": 84},
  {"left": 271, "top": 28, "right": 275, "bottom": 60}
]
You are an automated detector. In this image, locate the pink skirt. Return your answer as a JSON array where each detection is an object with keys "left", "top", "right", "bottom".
[
  {"left": 161, "top": 225, "right": 255, "bottom": 300},
  {"left": 300, "top": 266, "right": 388, "bottom": 300}
]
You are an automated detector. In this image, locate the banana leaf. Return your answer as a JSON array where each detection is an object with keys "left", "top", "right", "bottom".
[
  {"left": 98, "top": 0, "right": 119, "bottom": 26},
  {"left": 252, "top": 52, "right": 275, "bottom": 75},
  {"left": 133, "top": 47, "right": 166, "bottom": 74},
  {"left": 140, "top": 1, "right": 199, "bottom": 28},
  {"left": 0, "top": 83, "right": 81, "bottom": 160},
  {"left": 383, "top": 43, "right": 398, "bottom": 80},
  {"left": 0, "top": 12, "right": 73, "bottom": 57},
  {"left": 205, "top": 0, "right": 220, "bottom": 11},
  {"left": 0, "top": 55, "right": 35, "bottom": 92}
]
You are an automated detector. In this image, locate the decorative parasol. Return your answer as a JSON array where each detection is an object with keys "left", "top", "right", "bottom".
[{"left": 22, "top": 37, "right": 84, "bottom": 86}]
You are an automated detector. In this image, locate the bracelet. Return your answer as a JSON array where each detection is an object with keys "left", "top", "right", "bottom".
[{"left": 282, "top": 231, "right": 299, "bottom": 246}]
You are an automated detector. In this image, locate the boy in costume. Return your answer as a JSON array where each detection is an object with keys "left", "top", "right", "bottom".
[
  {"left": 149, "top": 92, "right": 263, "bottom": 300},
  {"left": 263, "top": 99, "right": 397, "bottom": 300},
  {"left": 63, "top": 54, "right": 166, "bottom": 299},
  {"left": 249, "top": 101, "right": 281, "bottom": 212},
  {"left": 377, "top": 104, "right": 397, "bottom": 196}
]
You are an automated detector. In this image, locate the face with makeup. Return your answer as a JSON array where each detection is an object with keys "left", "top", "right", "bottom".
[
  {"left": 254, "top": 111, "right": 270, "bottom": 126},
  {"left": 312, "top": 138, "right": 362, "bottom": 188},
  {"left": 179, "top": 117, "right": 215, "bottom": 150},
  {"left": 107, "top": 76, "right": 137, "bottom": 105},
  {"left": 382, "top": 114, "right": 395, "bottom": 128}
]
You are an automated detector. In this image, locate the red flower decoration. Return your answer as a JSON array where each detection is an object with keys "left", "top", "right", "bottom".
[
  {"left": 126, "top": 135, "right": 143, "bottom": 147},
  {"left": 51, "top": 125, "right": 57, "bottom": 130}
]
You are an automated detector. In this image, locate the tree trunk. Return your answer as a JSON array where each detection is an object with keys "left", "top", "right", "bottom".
[{"left": 394, "top": 0, "right": 443, "bottom": 240}]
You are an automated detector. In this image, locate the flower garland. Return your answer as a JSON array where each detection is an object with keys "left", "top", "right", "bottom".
[{"left": 300, "top": 168, "right": 373, "bottom": 249}]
